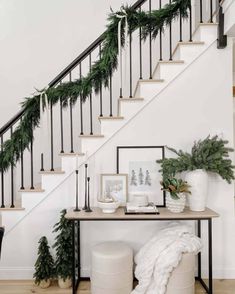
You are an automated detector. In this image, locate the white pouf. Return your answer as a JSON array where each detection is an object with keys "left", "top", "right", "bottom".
[
  {"left": 91, "top": 242, "right": 133, "bottom": 294},
  {"left": 166, "top": 253, "right": 195, "bottom": 294}
]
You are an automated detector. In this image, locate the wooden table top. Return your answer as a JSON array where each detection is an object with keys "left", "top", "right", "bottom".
[{"left": 65, "top": 207, "right": 219, "bottom": 221}]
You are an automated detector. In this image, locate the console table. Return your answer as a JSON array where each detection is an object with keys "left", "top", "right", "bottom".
[{"left": 65, "top": 207, "right": 219, "bottom": 294}]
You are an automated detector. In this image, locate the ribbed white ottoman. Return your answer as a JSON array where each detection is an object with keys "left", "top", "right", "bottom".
[
  {"left": 91, "top": 242, "right": 133, "bottom": 294},
  {"left": 166, "top": 253, "right": 195, "bottom": 294}
]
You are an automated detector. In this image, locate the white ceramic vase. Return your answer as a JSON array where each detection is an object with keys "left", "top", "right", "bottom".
[
  {"left": 166, "top": 193, "right": 186, "bottom": 213},
  {"left": 185, "top": 169, "right": 208, "bottom": 211}
]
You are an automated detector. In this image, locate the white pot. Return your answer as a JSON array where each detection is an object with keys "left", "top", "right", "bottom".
[
  {"left": 39, "top": 279, "right": 51, "bottom": 289},
  {"left": 166, "top": 193, "right": 186, "bottom": 213},
  {"left": 185, "top": 169, "right": 208, "bottom": 211},
  {"left": 97, "top": 201, "right": 120, "bottom": 213},
  {"left": 58, "top": 277, "right": 72, "bottom": 289}
]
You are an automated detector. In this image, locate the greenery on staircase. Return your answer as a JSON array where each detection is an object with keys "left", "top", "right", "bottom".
[
  {"left": 157, "top": 135, "right": 235, "bottom": 183},
  {"left": 52, "top": 209, "right": 73, "bottom": 281},
  {"left": 33, "top": 236, "right": 55, "bottom": 285},
  {"left": 0, "top": 0, "right": 190, "bottom": 172}
]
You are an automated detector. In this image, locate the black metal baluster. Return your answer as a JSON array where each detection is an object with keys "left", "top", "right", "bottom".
[
  {"left": 109, "top": 72, "right": 113, "bottom": 117},
  {"left": 60, "top": 97, "right": 64, "bottom": 153},
  {"left": 200, "top": 0, "right": 203, "bottom": 23},
  {"left": 210, "top": 0, "right": 213, "bottom": 23},
  {"left": 20, "top": 119, "right": 24, "bottom": 189},
  {"left": 129, "top": 32, "right": 133, "bottom": 97},
  {"left": 10, "top": 127, "right": 14, "bottom": 207},
  {"left": 139, "top": 7, "right": 143, "bottom": 79},
  {"left": 159, "top": 0, "right": 163, "bottom": 60},
  {"left": 179, "top": 11, "right": 183, "bottom": 42},
  {"left": 149, "top": 0, "right": 153, "bottom": 78},
  {"left": 1, "top": 136, "right": 4, "bottom": 208},
  {"left": 89, "top": 54, "right": 93, "bottom": 135},
  {"left": 189, "top": 0, "right": 192, "bottom": 42},
  {"left": 169, "top": 0, "right": 172, "bottom": 60},
  {"left": 40, "top": 153, "right": 44, "bottom": 171},
  {"left": 30, "top": 123, "right": 34, "bottom": 189},
  {"left": 79, "top": 63, "right": 84, "bottom": 135},
  {"left": 50, "top": 101, "right": 54, "bottom": 171},
  {"left": 69, "top": 72, "right": 74, "bottom": 153},
  {"left": 99, "top": 45, "right": 104, "bottom": 113}
]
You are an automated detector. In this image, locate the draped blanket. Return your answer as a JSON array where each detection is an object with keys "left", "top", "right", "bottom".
[{"left": 131, "top": 223, "right": 202, "bottom": 294}]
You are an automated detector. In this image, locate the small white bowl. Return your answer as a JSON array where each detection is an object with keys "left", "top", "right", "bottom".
[{"left": 98, "top": 201, "right": 120, "bottom": 214}]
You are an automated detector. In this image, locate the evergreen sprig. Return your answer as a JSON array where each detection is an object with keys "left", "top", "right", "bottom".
[
  {"left": 33, "top": 236, "right": 55, "bottom": 285},
  {"left": 157, "top": 135, "right": 235, "bottom": 183},
  {"left": 52, "top": 209, "right": 73, "bottom": 281},
  {"left": 0, "top": 0, "right": 190, "bottom": 172}
]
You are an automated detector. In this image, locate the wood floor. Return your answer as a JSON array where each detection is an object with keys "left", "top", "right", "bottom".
[{"left": 0, "top": 280, "right": 235, "bottom": 294}]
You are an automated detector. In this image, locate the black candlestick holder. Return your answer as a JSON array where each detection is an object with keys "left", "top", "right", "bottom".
[
  {"left": 74, "top": 170, "right": 81, "bottom": 212},
  {"left": 83, "top": 164, "right": 88, "bottom": 210},
  {"left": 85, "top": 177, "right": 92, "bottom": 212}
]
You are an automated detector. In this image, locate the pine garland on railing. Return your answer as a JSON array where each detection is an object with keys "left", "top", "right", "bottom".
[{"left": 0, "top": 0, "right": 190, "bottom": 171}]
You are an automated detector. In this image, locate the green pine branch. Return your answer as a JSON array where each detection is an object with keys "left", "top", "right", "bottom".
[{"left": 0, "top": 0, "right": 190, "bottom": 172}]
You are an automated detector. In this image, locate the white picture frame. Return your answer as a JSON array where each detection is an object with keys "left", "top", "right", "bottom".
[{"left": 100, "top": 174, "right": 128, "bottom": 205}]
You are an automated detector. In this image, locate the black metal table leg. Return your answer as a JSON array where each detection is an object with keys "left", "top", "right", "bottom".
[
  {"left": 72, "top": 220, "right": 76, "bottom": 294},
  {"left": 208, "top": 218, "right": 213, "bottom": 294},
  {"left": 197, "top": 220, "right": 202, "bottom": 279}
]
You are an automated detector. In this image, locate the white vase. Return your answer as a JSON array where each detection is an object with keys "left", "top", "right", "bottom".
[
  {"left": 185, "top": 169, "right": 208, "bottom": 211},
  {"left": 166, "top": 193, "right": 186, "bottom": 213},
  {"left": 58, "top": 277, "right": 72, "bottom": 289}
]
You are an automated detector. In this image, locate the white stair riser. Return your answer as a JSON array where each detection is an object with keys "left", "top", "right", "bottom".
[
  {"left": 137, "top": 83, "right": 165, "bottom": 99},
  {"left": 1, "top": 211, "right": 25, "bottom": 233},
  {"left": 173, "top": 44, "right": 206, "bottom": 62},
  {"left": 193, "top": 25, "right": 218, "bottom": 44},
  {"left": 81, "top": 137, "right": 106, "bottom": 155},
  {"left": 153, "top": 63, "right": 185, "bottom": 80},
  {"left": 41, "top": 174, "right": 67, "bottom": 191},
  {"left": 119, "top": 101, "right": 144, "bottom": 118},
  {"left": 100, "top": 119, "right": 126, "bottom": 136},
  {"left": 61, "top": 156, "right": 85, "bottom": 172}
]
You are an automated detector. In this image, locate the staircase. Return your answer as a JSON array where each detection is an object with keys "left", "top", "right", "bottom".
[{"left": 0, "top": 0, "right": 229, "bottom": 279}]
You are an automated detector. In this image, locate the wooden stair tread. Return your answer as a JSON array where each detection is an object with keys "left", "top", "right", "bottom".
[
  {"left": 119, "top": 97, "right": 144, "bottom": 101},
  {"left": 19, "top": 186, "right": 44, "bottom": 192},
  {"left": 0, "top": 206, "right": 25, "bottom": 211},
  {"left": 139, "top": 79, "right": 164, "bottom": 83},
  {"left": 39, "top": 169, "right": 65, "bottom": 175},
  {"left": 158, "top": 60, "right": 184, "bottom": 64},
  {"left": 98, "top": 116, "right": 124, "bottom": 120},
  {"left": 79, "top": 134, "right": 104, "bottom": 138},
  {"left": 59, "top": 152, "right": 85, "bottom": 156}
]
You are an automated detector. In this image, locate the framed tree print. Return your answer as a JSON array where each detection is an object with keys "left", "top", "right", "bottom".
[{"left": 116, "top": 146, "right": 166, "bottom": 207}]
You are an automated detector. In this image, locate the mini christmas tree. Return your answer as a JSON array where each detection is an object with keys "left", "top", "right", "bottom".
[
  {"left": 53, "top": 209, "right": 73, "bottom": 282},
  {"left": 33, "top": 236, "right": 55, "bottom": 286}
]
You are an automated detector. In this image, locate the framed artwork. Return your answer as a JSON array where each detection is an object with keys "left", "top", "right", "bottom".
[
  {"left": 116, "top": 146, "right": 165, "bottom": 207},
  {"left": 100, "top": 174, "right": 128, "bottom": 205}
]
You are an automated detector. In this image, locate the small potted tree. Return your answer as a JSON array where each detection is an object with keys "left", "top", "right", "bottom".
[
  {"left": 34, "top": 236, "right": 55, "bottom": 288},
  {"left": 157, "top": 135, "right": 234, "bottom": 211},
  {"left": 160, "top": 178, "right": 191, "bottom": 213},
  {"left": 53, "top": 209, "right": 73, "bottom": 289}
]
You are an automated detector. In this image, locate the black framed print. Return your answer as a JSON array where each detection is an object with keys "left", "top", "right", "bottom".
[{"left": 116, "top": 146, "right": 166, "bottom": 207}]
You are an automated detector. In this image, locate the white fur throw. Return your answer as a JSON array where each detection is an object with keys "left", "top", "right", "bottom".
[{"left": 131, "top": 223, "right": 202, "bottom": 294}]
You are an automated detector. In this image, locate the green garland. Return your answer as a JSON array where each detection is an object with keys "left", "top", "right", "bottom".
[{"left": 0, "top": 0, "right": 190, "bottom": 171}]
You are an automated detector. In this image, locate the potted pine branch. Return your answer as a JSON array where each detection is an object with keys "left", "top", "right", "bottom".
[
  {"left": 53, "top": 209, "right": 73, "bottom": 289},
  {"left": 157, "top": 135, "right": 235, "bottom": 211},
  {"left": 160, "top": 178, "right": 191, "bottom": 213},
  {"left": 33, "top": 236, "right": 55, "bottom": 289}
]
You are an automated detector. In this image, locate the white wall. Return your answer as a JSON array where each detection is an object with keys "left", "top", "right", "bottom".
[{"left": 0, "top": 0, "right": 134, "bottom": 127}]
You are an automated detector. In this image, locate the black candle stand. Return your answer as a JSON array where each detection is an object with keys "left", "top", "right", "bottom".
[
  {"left": 73, "top": 170, "right": 81, "bottom": 212},
  {"left": 85, "top": 177, "right": 92, "bottom": 212},
  {"left": 82, "top": 164, "right": 88, "bottom": 210}
]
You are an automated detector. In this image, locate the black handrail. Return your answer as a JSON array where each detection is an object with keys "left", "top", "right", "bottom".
[{"left": 0, "top": 0, "right": 148, "bottom": 137}]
